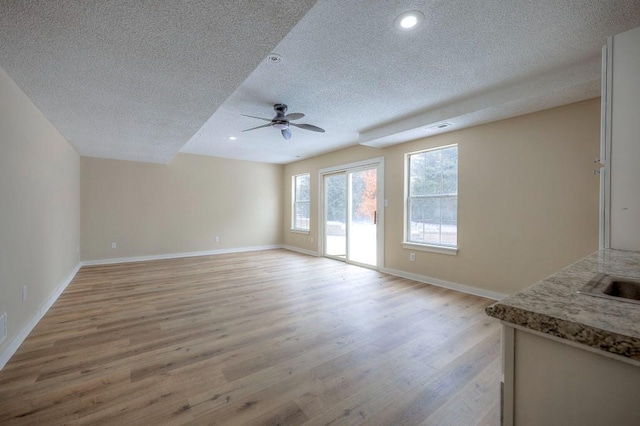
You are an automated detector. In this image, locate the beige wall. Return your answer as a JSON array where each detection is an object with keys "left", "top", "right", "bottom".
[
  {"left": 283, "top": 99, "right": 601, "bottom": 295},
  {"left": 81, "top": 154, "right": 283, "bottom": 261},
  {"left": 0, "top": 66, "right": 80, "bottom": 358}
]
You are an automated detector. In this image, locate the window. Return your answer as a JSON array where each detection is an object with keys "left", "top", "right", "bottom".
[
  {"left": 292, "top": 173, "right": 310, "bottom": 232},
  {"left": 405, "top": 144, "right": 458, "bottom": 249}
]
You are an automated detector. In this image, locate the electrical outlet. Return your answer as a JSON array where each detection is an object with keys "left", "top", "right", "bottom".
[
  {"left": 111, "top": 242, "right": 117, "bottom": 249},
  {"left": 409, "top": 252, "right": 416, "bottom": 262},
  {"left": 22, "top": 285, "right": 27, "bottom": 302},
  {"left": 215, "top": 236, "right": 220, "bottom": 243}
]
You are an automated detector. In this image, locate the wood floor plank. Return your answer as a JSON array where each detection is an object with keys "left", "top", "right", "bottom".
[
  {"left": 359, "top": 331, "right": 501, "bottom": 425},
  {"left": 0, "top": 249, "right": 500, "bottom": 425},
  {"left": 245, "top": 400, "right": 310, "bottom": 426},
  {"left": 420, "top": 357, "right": 501, "bottom": 425}
]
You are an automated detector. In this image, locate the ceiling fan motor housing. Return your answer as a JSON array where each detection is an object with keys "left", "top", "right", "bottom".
[
  {"left": 273, "top": 104, "right": 290, "bottom": 129},
  {"left": 274, "top": 103, "right": 288, "bottom": 116}
]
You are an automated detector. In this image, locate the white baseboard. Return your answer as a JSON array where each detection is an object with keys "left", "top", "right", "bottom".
[
  {"left": 2, "top": 245, "right": 287, "bottom": 369},
  {"left": 0, "top": 263, "right": 81, "bottom": 370},
  {"left": 282, "top": 245, "right": 320, "bottom": 257},
  {"left": 81, "top": 245, "right": 284, "bottom": 266},
  {"left": 281, "top": 247, "right": 504, "bottom": 299},
  {"left": 281, "top": 247, "right": 504, "bottom": 300},
  {"left": 379, "top": 267, "right": 508, "bottom": 301}
]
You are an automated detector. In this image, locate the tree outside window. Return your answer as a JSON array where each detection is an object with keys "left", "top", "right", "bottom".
[
  {"left": 406, "top": 145, "right": 458, "bottom": 247},
  {"left": 292, "top": 173, "right": 310, "bottom": 231}
]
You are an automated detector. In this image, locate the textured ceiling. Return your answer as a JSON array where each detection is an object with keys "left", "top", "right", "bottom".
[
  {"left": 182, "top": 0, "right": 640, "bottom": 163},
  {"left": 2, "top": 1, "right": 640, "bottom": 164},
  {"left": 0, "top": 0, "right": 318, "bottom": 163}
]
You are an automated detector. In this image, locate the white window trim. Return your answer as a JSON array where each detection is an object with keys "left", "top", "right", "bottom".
[
  {"left": 290, "top": 229, "right": 310, "bottom": 235},
  {"left": 402, "top": 242, "right": 458, "bottom": 255},
  {"left": 291, "top": 173, "right": 311, "bottom": 232},
  {"left": 403, "top": 144, "right": 458, "bottom": 253}
]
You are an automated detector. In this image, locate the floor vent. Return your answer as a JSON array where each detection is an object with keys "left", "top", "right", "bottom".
[{"left": 0, "top": 312, "right": 6, "bottom": 345}]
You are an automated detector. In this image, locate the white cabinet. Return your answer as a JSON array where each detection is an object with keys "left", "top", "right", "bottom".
[
  {"left": 602, "top": 25, "right": 640, "bottom": 250},
  {"left": 501, "top": 326, "right": 640, "bottom": 426}
]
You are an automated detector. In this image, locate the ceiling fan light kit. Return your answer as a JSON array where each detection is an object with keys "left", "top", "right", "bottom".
[{"left": 241, "top": 104, "right": 325, "bottom": 140}]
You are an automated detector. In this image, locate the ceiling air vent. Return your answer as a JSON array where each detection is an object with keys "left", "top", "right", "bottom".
[
  {"left": 267, "top": 53, "right": 282, "bottom": 64},
  {"left": 425, "top": 123, "right": 451, "bottom": 131}
]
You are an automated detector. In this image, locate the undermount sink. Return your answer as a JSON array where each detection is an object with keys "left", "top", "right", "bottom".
[{"left": 578, "top": 273, "right": 640, "bottom": 305}]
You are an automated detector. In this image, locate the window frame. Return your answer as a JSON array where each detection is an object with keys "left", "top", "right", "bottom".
[
  {"left": 403, "top": 144, "right": 458, "bottom": 255},
  {"left": 291, "top": 172, "right": 311, "bottom": 233}
]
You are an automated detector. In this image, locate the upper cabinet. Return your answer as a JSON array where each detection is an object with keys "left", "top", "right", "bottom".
[{"left": 602, "top": 25, "right": 640, "bottom": 251}]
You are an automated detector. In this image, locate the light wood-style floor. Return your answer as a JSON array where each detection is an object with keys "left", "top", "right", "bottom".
[{"left": 0, "top": 250, "right": 500, "bottom": 425}]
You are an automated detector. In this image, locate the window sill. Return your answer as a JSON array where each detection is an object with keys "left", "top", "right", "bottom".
[
  {"left": 290, "top": 229, "right": 310, "bottom": 235},
  {"left": 402, "top": 242, "right": 458, "bottom": 256}
]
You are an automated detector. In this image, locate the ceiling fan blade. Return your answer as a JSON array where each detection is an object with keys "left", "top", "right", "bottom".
[
  {"left": 291, "top": 123, "right": 325, "bottom": 133},
  {"left": 242, "top": 123, "right": 272, "bottom": 132},
  {"left": 281, "top": 128, "right": 292, "bottom": 140},
  {"left": 241, "top": 114, "right": 272, "bottom": 122},
  {"left": 284, "top": 113, "right": 305, "bottom": 121}
]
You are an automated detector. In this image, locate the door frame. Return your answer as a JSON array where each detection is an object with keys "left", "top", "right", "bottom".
[
  {"left": 318, "top": 157, "right": 385, "bottom": 270},
  {"left": 321, "top": 170, "right": 348, "bottom": 262}
]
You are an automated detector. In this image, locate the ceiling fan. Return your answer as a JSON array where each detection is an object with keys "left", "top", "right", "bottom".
[{"left": 241, "top": 104, "right": 325, "bottom": 140}]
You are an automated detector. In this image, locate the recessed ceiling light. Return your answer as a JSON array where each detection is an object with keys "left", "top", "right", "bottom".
[
  {"left": 229, "top": 136, "right": 237, "bottom": 140},
  {"left": 395, "top": 11, "right": 424, "bottom": 31},
  {"left": 401, "top": 15, "right": 417, "bottom": 28}
]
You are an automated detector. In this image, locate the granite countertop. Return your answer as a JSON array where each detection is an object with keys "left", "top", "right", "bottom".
[{"left": 486, "top": 249, "right": 640, "bottom": 361}]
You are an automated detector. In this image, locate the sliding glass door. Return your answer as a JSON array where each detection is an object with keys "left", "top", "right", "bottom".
[
  {"left": 323, "top": 166, "right": 378, "bottom": 267},
  {"left": 348, "top": 168, "right": 377, "bottom": 266},
  {"left": 324, "top": 172, "right": 347, "bottom": 258}
]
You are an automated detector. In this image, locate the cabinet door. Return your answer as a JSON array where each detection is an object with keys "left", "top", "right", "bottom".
[
  {"left": 608, "top": 26, "right": 640, "bottom": 250},
  {"left": 513, "top": 329, "right": 640, "bottom": 425}
]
